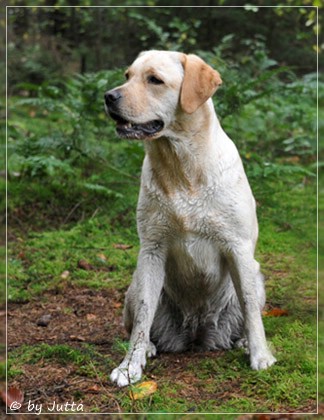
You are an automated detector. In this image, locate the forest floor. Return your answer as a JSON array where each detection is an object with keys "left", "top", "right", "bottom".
[{"left": 2, "top": 181, "right": 319, "bottom": 416}]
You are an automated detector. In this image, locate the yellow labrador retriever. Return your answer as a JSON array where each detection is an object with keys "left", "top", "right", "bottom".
[{"left": 105, "top": 51, "right": 276, "bottom": 387}]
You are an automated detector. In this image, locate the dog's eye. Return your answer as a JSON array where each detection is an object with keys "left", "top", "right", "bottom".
[
  {"left": 125, "top": 72, "right": 130, "bottom": 81},
  {"left": 148, "top": 75, "right": 164, "bottom": 85}
]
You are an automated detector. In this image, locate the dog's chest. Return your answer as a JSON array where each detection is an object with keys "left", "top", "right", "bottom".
[
  {"left": 163, "top": 232, "right": 227, "bottom": 310},
  {"left": 172, "top": 232, "right": 222, "bottom": 275},
  {"left": 159, "top": 186, "right": 222, "bottom": 235}
]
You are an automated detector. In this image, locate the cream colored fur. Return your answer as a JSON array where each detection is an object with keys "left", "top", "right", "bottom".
[{"left": 105, "top": 51, "right": 276, "bottom": 387}]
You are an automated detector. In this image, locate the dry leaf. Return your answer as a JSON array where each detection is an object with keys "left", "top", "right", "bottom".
[
  {"left": 263, "top": 308, "right": 288, "bottom": 317},
  {"left": 97, "top": 253, "right": 107, "bottom": 262},
  {"left": 78, "top": 259, "right": 94, "bottom": 271},
  {"left": 87, "top": 384, "right": 101, "bottom": 393},
  {"left": 86, "top": 313, "right": 97, "bottom": 321},
  {"left": 113, "top": 243, "right": 133, "bottom": 250},
  {"left": 0, "top": 386, "right": 24, "bottom": 408},
  {"left": 113, "top": 302, "right": 122, "bottom": 309},
  {"left": 130, "top": 380, "right": 158, "bottom": 400},
  {"left": 69, "top": 335, "right": 86, "bottom": 342},
  {"left": 77, "top": 259, "right": 115, "bottom": 272}
]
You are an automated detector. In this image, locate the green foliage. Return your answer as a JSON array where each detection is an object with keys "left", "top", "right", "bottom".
[
  {"left": 7, "top": 33, "right": 319, "bottom": 233},
  {"left": 8, "top": 68, "right": 137, "bottom": 227},
  {"left": 6, "top": 5, "right": 320, "bottom": 86},
  {"left": 128, "top": 10, "right": 201, "bottom": 51},
  {"left": 9, "top": 69, "right": 121, "bottom": 173}
]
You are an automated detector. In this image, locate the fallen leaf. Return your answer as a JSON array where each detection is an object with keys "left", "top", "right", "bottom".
[
  {"left": 87, "top": 384, "right": 101, "bottom": 393},
  {"left": 318, "top": 403, "right": 324, "bottom": 415},
  {"left": 49, "top": 335, "right": 58, "bottom": 340},
  {"left": 113, "top": 302, "right": 122, "bottom": 309},
  {"left": 86, "top": 313, "right": 97, "bottom": 321},
  {"left": 78, "top": 260, "right": 94, "bottom": 271},
  {"left": 69, "top": 335, "right": 86, "bottom": 342},
  {"left": 0, "top": 386, "right": 24, "bottom": 408},
  {"left": 113, "top": 243, "right": 133, "bottom": 250},
  {"left": 97, "top": 253, "right": 107, "bottom": 262},
  {"left": 77, "top": 259, "right": 115, "bottom": 272},
  {"left": 130, "top": 380, "right": 158, "bottom": 400},
  {"left": 61, "top": 270, "right": 70, "bottom": 280},
  {"left": 263, "top": 308, "right": 288, "bottom": 317}
]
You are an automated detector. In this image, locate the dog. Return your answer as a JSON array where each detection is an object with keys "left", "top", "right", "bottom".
[{"left": 104, "top": 50, "right": 276, "bottom": 387}]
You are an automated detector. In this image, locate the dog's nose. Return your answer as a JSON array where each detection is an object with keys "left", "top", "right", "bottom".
[{"left": 104, "top": 89, "right": 122, "bottom": 106}]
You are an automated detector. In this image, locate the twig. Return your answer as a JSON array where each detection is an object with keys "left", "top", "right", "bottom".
[
  {"left": 89, "top": 361, "right": 122, "bottom": 413},
  {"left": 104, "top": 162, "right": 139, "bottom": 181},
  {"left": 127, "top": 331, "right": 145, "bottom": 413},
  {"left": 61, "top": 200, "right": 84, "bottom": 226},
  {"left": 90, "top": 207, "right": 101, "bottom": 219}
]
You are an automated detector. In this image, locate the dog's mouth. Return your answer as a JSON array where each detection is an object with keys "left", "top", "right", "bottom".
[{"left": 109, "top": 111, "right": 164, "bottom": 140}]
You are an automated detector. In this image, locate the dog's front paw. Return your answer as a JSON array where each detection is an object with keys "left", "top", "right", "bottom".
[
  {"left": 250, "top": 351, "right": 276, "bottom": 370},
  {"left": 110, "top": 362, "right": 143, "bottom": 387}
]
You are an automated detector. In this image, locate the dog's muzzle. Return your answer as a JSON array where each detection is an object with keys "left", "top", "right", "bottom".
[{"left": 104, "top": 89, "right": 164, "bottom": 140}]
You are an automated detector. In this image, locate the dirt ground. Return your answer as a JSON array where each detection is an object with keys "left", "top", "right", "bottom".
[
  {"left": 5, "top": 286, "right": 127, "bottom": 414},
  {"left": 3, "top": 286, "right": 320, "bottom": 416},
  {"left": 7, "top": 286, "right": 126, "bottom": 350}
]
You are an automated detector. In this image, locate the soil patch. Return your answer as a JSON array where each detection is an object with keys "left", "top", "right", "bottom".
[
  {"left": 8, "top": 286, "right": 126, "bottom": 349},
  {"left": 4, "top": 286, "right": 317, "bottom": 415}
]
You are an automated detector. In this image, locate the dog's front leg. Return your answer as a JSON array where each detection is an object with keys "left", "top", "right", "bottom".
[
  {"left": 110, "top": 247, "right": 165, "bottom": 387},
  {"left": 228, "top": 246, "right": 276, "bottom": 370}
]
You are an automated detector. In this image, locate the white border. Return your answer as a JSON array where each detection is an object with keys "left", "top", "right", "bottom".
[{"left": 5, "top": 4, "right": 319, "bottom": 416}]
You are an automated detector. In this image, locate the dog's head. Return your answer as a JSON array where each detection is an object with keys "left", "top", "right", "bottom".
[{"left": 104, "top": 50, "right": 222, "bottom": 140}]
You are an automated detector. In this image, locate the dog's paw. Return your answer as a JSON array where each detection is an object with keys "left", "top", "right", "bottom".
[
  {"left": 147, "top": 341, "right": 157, "bottom": 358},
  {"left": 234, "top": 338, "right": 249, "bottom": 354},
  {"left": 110, "top": 362, "right": 143, "bottom": 387},
  {"left": 250, "top": 351, "right": 276, "bottom": 370}
]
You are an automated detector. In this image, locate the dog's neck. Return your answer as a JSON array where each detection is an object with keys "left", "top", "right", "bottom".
[{"left": 144, "top": 100, "right": 220, "bottom": 196}]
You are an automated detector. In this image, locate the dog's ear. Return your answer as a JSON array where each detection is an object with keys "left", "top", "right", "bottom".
[{"left": 180, "top": 54, "right": 222, "bottom": 114}]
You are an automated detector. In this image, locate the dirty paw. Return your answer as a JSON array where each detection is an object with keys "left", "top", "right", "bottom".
[{"left": 110, "top": 363, "right": 143, "bottom": 387}]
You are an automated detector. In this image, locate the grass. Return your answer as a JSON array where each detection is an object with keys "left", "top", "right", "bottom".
[
  {"left": 116, "top": 318, "right": 316, "bottom": 413},
  {"left": 7, "top": 178, "right": 317, "bottom": 414},
  {"left": 8, "top": 217, "right": 139, "bottom": 302},
  {"left": 8, "top": 343, "right": 114, "bottom": 379}
]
